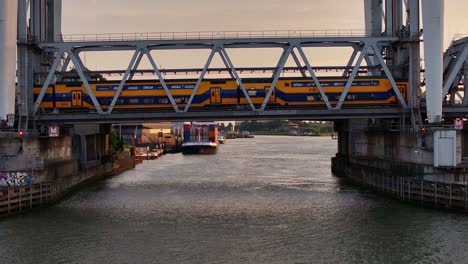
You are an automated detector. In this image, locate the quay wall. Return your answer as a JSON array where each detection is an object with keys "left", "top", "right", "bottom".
[
  {"left": 333, "top": 119, "right": 468, "bottom": 212},
  {"left": 0, "top": 127, "right": 136, "bottom": 217},
  {"left": 0, "top": 156, "right": 135, "bottom": 217}
]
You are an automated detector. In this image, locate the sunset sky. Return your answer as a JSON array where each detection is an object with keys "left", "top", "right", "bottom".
[{"left": 61, "top": 0, "right": 468, "bottom": 72}]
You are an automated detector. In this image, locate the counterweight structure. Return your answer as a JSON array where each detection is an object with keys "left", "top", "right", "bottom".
[{"left": 0, "top": 0, "right": 17, "bottom": 125}]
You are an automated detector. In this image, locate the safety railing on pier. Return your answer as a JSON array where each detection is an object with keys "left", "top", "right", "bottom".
[
  {"left": 59, "top": 29, "right": 369, "bottom": 42},
  {"left": 0, "top": 183, "right": 54, "bottom": 216}
]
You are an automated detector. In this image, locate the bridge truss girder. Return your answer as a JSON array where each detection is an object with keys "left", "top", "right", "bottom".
[
  {"left": 442, "top": 37, "right": 468, "bottom": 107},
  {"left": 33, "top": 36, "right": 409, "bottom": 121}
]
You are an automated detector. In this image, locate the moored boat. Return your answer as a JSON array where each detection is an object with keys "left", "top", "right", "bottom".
[{"left": 182, "top": 122, "right": 219, "bottom": 154}]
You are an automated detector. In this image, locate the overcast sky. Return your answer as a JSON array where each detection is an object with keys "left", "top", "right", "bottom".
[{"left": 61, "top": 0, "right": 468, "bottom": 72}]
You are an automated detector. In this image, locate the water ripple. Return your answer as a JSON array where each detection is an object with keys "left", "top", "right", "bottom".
[{"left": 0, "top": 136, "right": 467, "bottom": 264}]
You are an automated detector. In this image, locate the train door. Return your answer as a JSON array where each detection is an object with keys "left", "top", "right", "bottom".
[
  {"left": 264, "top": 86, "right": 276, "bottom": 102},
  {"left": 210, "top": 88, "right": 221, "bottom": 104},
  {"left": 397, "top": 84, "right": 407, "bottom": 100},
  {"left": 71, "top": 91, "right": 83, "bottom": 107}
]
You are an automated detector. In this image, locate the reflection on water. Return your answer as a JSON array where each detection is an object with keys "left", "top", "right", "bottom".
[{"left": 0, "top": 136, "right": 467, "bottom": 264}]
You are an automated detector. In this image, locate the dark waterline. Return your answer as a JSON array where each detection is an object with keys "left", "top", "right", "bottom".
[{"left": 0, "top": 136, "right": 467, "bottom": 264}]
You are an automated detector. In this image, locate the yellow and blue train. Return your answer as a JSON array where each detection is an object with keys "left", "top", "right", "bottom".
[{"left": 33, "top": 77, "right": 408, "bottom": 111}]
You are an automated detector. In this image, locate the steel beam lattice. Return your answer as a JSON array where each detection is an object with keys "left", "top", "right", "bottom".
[{"left": 30, "top": 33, "right": 409, "bottom": 122}]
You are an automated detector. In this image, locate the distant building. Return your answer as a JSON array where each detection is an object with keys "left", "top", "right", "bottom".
[{"left": 113, "top": 122, "right": 183, "bottom": 150}]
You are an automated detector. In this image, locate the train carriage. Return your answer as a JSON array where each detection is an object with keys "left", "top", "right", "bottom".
[{"left": 33, "top": 77, "right": 408, "bottom": 111}]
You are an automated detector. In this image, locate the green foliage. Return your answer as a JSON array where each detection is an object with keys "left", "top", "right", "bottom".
[
  {"left": 109, "top": 131, "right": 124, "bottom": 153},
  {"left": 237, "top": 120, "right": 334, "bottom": 136}
]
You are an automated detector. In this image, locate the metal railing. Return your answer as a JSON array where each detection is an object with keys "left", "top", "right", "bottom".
[{"left": 58, "top": 29, "right": 370, "bottom": 42}]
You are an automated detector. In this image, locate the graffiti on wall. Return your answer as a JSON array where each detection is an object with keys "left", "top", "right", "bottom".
[{"left": 0, "top": 172, "right": 33, "bottom": 187}]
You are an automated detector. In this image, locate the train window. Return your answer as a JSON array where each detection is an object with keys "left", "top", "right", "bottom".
[
  {"left": 184, "top": 84, "right": 196, "bottom": 89},
  {"left": 117, "top": 98, "right": 125, "bottom": 105},
  {"left": 347, "top": 95, "right": 357, "bottom": 100},
  {"left": 98, "top": 98, "right": 112, "bottom": 105},
  {"left": 127, "top": 86, "right": 139, "bottom": 90},
  {"left": 142, "top": 86, "right": 154, "bottom": 90},
  {"left": 96, "top": 86, "right": 111, "bottom": 91},
  {"left": 307, "top": 96, "right": 315, "bottom": 101},
  {"left": 174, "top": 98, "right": 182, "bottom": 104},
  {"left": 292, "top": 82, "right": 313, "bottom": 87},
  {"left": 129, "top": 98, "right": 139, "bottom": 104},
  {"left": 159, "top": 98, "right": 169, "bottom": 104},
  {"left": 333, "top": 82, "right": 346, "bottom": 86},
  {"left": 143, "top": 98, "right": 154, "bottom": 104},
  {"left": 248, "top": 90, "right": 257, "bottom": 96},
  {"left": 171, "top": 85, "right": 182, "bottom": 89}
]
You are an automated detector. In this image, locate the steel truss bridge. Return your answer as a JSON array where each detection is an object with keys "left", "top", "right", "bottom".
[
  {"left": 12, "top": 0, "right": 468, "bottom": 126},
  {"left": 30, "top": 31, "right": 412, "bottom": 123}
]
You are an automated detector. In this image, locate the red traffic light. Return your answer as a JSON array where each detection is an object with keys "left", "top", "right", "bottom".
[
  {"left": 18, "top": 130, "right": 24, "bottom": 137},
  {"left": 421, "top": 127, "right": 426, "bottom": 133}
]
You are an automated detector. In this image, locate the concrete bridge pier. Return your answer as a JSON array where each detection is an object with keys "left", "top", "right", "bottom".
[
  {"left": 332, "top": 119, "right": 468, "bottom": 211},
  {"left": 0, "top": 123, "right": 137, "bottom": 216},
  {"left": 72, "top": 124, "right": 111, "bottom": 169}
]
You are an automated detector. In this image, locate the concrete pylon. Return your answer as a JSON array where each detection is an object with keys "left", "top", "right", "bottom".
[
  {"left": 0, "top": 0, "right": 18, "bottom": 124},
  {"left": 422, "top": 0, "right": 444, "bottom": 123}
]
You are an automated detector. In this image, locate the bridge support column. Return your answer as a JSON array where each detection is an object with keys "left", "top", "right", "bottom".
[
  {"left": 422, "top": 0, "right": 444, "bottom": 123},
  {"left": 332, "top": 119, "right": 468, "bottom": 211},
  {"left": 73, "top": 124, "right": 110, "bottom": 169}
]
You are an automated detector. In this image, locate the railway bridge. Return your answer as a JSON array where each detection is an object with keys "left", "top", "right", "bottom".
[{"left": 2, "top": 0, "right": 468, "bottom": 211}]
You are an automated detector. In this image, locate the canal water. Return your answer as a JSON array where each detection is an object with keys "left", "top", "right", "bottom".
[{"left": 1, "top": 136, "right": 467, "bottom": 264}]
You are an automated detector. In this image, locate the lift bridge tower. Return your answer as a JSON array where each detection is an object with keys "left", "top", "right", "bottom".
[
  {"left": 364, "top": 0, "right": 443, "bottom": 126},
  {"left": 0, "top": 0, "right": 62, "bottom": 129}
]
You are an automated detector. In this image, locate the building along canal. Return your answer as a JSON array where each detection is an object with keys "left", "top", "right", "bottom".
[{"left": 0, "top": 136, "right": 467, "bottom": 264}]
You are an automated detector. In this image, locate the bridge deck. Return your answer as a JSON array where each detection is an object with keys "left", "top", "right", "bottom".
[{"left": 35, "top": 107, "right": 409, "bottom": 123}]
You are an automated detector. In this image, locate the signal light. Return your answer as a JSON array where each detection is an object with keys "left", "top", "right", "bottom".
[
  {"left": 421, "top": 127, "right": 426, "bottom": 133},
  {"left": 18, "top": 130, "right": 24, "bottom": 137}
]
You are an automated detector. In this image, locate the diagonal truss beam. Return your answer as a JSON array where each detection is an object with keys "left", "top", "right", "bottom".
[
  {"left": 57, "top": 54, "right": 71, "bottom": 82},
  {"left": 107, "top": 49, "right": 142, "bottom": 114},
  {"left": 33, "top": 50, "right": 64, "bottom": 114},
  {"left": 291, "top": 49, "right": 307, "bottom": 78},
  {"left": 129, "top": 51, "right": 145, "bottom": 81},
  {"left": 463, "top": 64, "right": 468, "bottom": 106},
  {"left": 343, "top": 47, "right": 359, "bottom": 77},
  {"left": 443, "top": 45, "right": 468, "bottom": 96},
  {"left": 143, "top": 48, "right": 180, "bottom": 112},
  {"left": 219, "top": 52, "right": 235, "bottom": 79},
  {"left": 61, "top": 55, "right": 71, "bottom": 72},
  {"left": 261, "top": 46, "right": 292, "bottom": 111},
  {"left": 371, "top": 44, "right": 408, "bottom": 108},
  {"left": 68, "top": 51, "right": 104, "bottom": 113},
  {"left": 184, "top": 48, "right": 217, "bottom": 112},
  {"left": 219, "top": 48, "right": 256, "bottom": 111},
  {"left": 335, "top": 45, "right": 368, "bottom": 110},
  {"left": 296, "top": 46, "right": 333, "bottom": 110}
]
